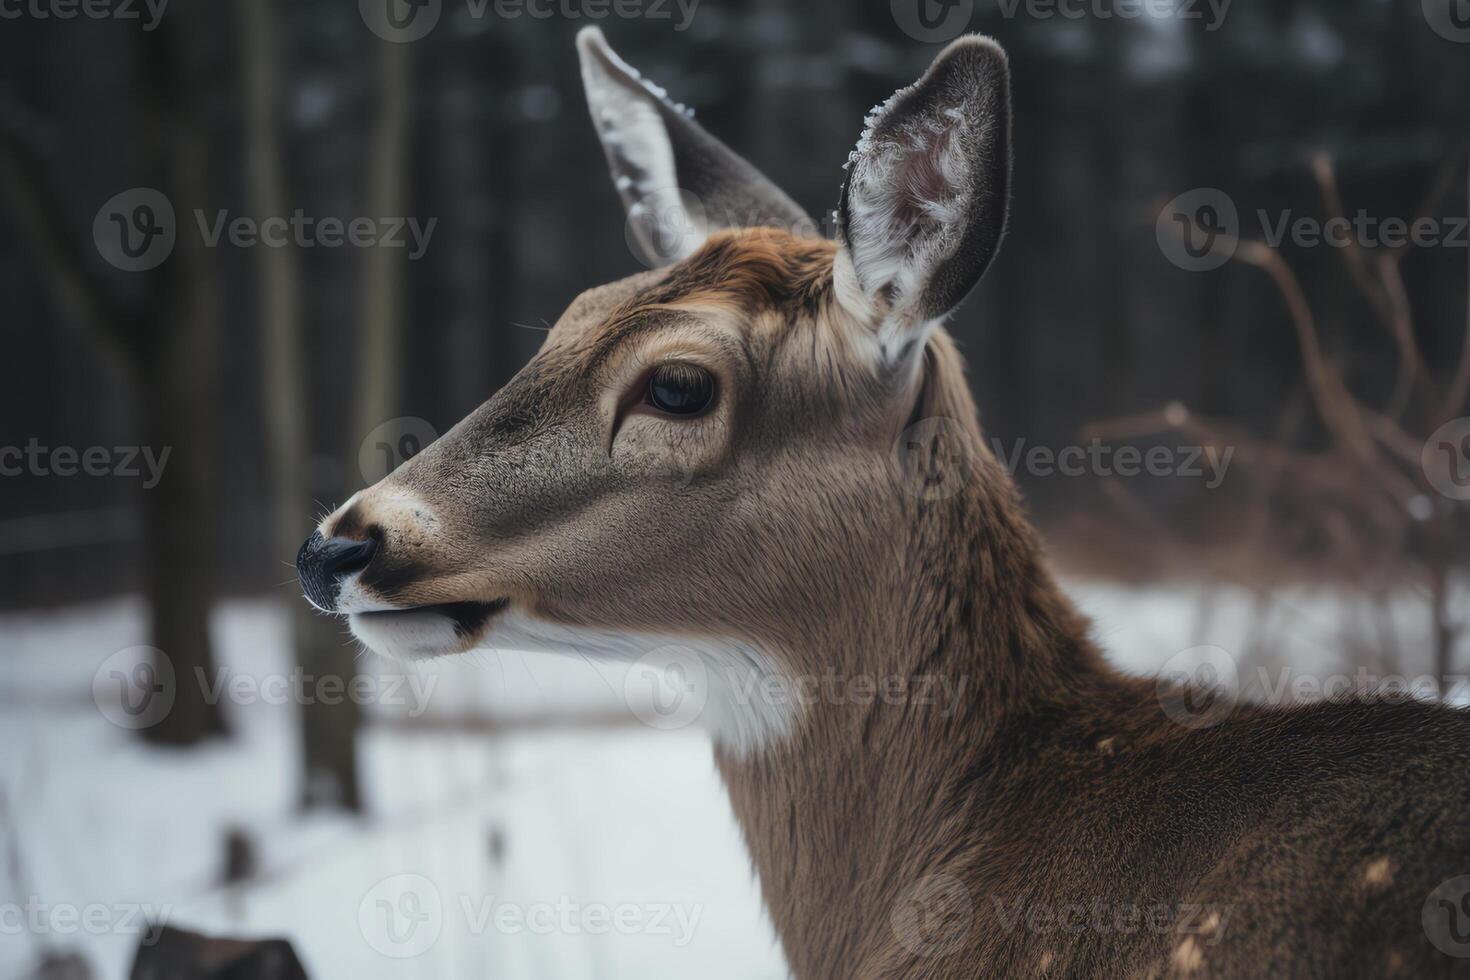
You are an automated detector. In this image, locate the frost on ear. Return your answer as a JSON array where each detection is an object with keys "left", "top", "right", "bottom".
[
  {"left": 577, "top": 26, "right": 814, "bottom": 268},
  {"left": 837, "top": 35, "right": 1011, "bottom": 354}
]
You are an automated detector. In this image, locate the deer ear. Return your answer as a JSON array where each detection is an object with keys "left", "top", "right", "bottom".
[
  {"left": 836, "top": 35, "right": 1011, "bottom": 364},
  {"left": 577, "top": 27, "right": 814, "bottom": 268}
]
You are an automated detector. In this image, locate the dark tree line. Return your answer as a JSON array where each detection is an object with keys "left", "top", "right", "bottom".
[{"left": 2, "top": 0, "right": 1467, "bottom": 780}]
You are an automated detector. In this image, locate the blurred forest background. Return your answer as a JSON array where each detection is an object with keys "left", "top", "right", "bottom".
[
  {"left": 2, "top": 1, "right": 1470, "bottom": 976},
  {"left": 0, "top": 0, "right": 1467, "bottom": 830}
]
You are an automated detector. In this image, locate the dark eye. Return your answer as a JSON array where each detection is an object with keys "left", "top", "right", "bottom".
[{"left": 646, "top": 363, "right": 715, "bottom": 416}]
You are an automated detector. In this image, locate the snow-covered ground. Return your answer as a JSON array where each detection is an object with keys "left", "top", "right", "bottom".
[{"left": 1, "top": 578, "right": 1464, "bottom": 979}]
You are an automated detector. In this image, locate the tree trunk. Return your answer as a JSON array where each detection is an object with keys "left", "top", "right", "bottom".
[
  {"left": 356, "top": 38, "right": 413, "bottom": 440},
  {"left": 239, "top": 0, "right": 362, "bottom": 810},
  {"left": 136, "top": 0, "right": 225, "bottom": 745},
  {"left": 139, "top": 358, "right": 226, "bottom": 745}
]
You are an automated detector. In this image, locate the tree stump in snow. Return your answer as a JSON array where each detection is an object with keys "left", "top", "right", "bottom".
[{"left": 128, "top": 926, "right": 307, "bottom": 980}]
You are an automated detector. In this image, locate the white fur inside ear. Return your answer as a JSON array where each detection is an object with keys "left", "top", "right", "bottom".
[
  {"left": 582, "top": 61, "right": 679, "bottom": 209},
  {"left": 843, "top": 93, "right": 978, "bottom": 353},
  {"left": 578, "top": 28, "right": 708, "bottom": 265}
]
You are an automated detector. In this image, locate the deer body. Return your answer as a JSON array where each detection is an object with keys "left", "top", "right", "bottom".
[
  {"left": 297, "top": 29, "right": 1470, "bottom": 977},
  {"left": 716, "top": 329, "right": 1470, "bottom": 979}
]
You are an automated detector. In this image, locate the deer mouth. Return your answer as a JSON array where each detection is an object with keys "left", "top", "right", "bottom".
[
  {"left": 348, "top": 598, "right": 510, "bottom": 660},
  {"left": 356, "top": 598, "right": 509, "bottom": 635}
]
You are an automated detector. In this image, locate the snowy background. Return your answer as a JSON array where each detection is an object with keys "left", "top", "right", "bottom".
[
  {"left": 5, "top": 2, "right": 1469, "bottom": 978},
  {"left": 4, "top": 577, "right": 1464, "bottom": 980}
]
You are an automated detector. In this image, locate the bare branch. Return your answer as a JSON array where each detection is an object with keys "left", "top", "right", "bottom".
[
  {"left": 1375, "top": 254, "right": 1434, "bottom": 416},
  {"left": 1391, "top": 144, "right": 1469, "bottom": 262},
  {"left": 1233, "top": 241, "right": 1382, "bottom": 466}
]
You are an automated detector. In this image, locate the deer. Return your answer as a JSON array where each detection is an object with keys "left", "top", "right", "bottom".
[{"left": 296, "top": 28, "right": 1470, "bottom": 979}]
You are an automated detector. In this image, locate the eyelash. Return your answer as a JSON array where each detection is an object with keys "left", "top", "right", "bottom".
[
  {"left": 609, "top": 362, "right": 717, "bottom": 447},
  {"left": 643, "top": 362, "right": 715, "bottom": 417}
]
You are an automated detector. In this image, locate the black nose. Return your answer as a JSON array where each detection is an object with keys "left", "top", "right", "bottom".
[{"left": 297, "top": 530, "right": 379, "bottom": 612}]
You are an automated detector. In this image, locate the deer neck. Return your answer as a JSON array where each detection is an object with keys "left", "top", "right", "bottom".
[{"left": 714, "top": 339, "right": 1115, "bottom": 978}]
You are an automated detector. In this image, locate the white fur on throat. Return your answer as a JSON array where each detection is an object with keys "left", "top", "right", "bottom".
[
  {"left": 482, "top": 612, "right": 795, "bottom": 758},
  {"left": 352, "top": 605, "right": 797, "bottom": 758}
]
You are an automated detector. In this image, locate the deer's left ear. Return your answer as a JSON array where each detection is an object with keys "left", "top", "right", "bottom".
[{"left": 836, "top": 35, "right": 1011, "bottom": 366}]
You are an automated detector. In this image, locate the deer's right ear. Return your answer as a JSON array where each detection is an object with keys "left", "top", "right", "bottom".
[
  {"left": 836, "top": 35, "right": 1012, "bottom": 368},
  {"left": 577, "top": 27, "right": 813, "bottom": 267}
]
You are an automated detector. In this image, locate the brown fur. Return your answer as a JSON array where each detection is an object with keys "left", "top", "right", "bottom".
[
  {"left": 321, "top": 221, "right": 1470, "bottom": 979},
  {"left": 301, "top": 30, "right": 1470, "bottom": 978}
]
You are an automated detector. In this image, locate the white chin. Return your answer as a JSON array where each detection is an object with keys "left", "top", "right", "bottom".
[{"left": 348, "top": 609, "right": 472, "bottom": 662}]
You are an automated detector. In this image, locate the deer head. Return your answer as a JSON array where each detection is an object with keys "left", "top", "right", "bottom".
[{"left": 297, "top": 28, "right": 1013, "bottom": 755}]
